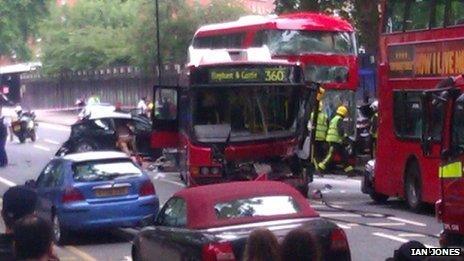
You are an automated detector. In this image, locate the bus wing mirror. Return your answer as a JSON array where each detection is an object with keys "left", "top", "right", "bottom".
[{"left": 421, "top": 136, "right": 432, "bottom": 157}]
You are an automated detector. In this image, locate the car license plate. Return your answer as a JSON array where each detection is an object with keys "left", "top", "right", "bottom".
[
  {"left": 94, "top": 187, "right": 129, "bottom": 197},
  {"left": 13, "top": 125, "right": 21, "bottom": 132}
]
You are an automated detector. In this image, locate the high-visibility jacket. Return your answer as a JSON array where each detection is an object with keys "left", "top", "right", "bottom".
[
  {"left": 326, "top": 115, "right": 343, "bottom": 143},
  {"left": 311, "top": 111, "right": 328, "bottom": 141},
  {"left": 87, "top": 96, "right": 100, "bottom": 105}
]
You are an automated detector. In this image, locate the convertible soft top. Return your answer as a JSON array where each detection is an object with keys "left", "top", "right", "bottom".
[{"left": 175, "top": 181, "right": 319, "bottom": 229}]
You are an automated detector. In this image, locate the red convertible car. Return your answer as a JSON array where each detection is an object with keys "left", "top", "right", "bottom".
[{"left": 132, "top": 181, "right": 351, "bottom": 261}]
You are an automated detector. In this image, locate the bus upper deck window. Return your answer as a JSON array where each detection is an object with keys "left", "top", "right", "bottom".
[
  {"left": 449, "top": 0, "right": 464, "bottom": 26},
  {"left": 432, "top": 0, "right": 446, "bottom": 28},
  {"left": 405, "top": 0, "right": 432, "bottom": 31},
  {"left": 384, "top": 0, "right": 407, "bottom": 33}
]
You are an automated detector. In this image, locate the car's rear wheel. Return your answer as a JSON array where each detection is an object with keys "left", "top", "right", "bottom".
[{"left": 53, "top": 215, "right": 69, "bottom": 245}]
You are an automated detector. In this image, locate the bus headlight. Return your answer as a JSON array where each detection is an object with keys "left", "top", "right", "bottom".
[
  {"left": 200, "top": 167, "right": 210, "bottom": 175},
  {"left": 211, "top": 167, "right": 220, "bottom": 175}
]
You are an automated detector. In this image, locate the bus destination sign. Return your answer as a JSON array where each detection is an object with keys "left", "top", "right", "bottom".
[
  {"left": 389, "top": 40, "right": 464, "bottom": 78},
  {"left": 209, "top": 67, "right": 290, "bottom": 83}
]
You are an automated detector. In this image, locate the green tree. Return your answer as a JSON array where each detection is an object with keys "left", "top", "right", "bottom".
[
  {"left": 0, "top": 0, "right": 49, "bottom": 60},
  {"left": 40, "top": 0, "right": 139, "bottom": 74},
  {"left": 40, "top": 0, "right": 248, "bottom": 74}
]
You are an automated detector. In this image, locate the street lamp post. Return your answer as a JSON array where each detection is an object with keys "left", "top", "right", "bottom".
[{"left": 155, "top": 0, "right": 162, "bottom": 85}]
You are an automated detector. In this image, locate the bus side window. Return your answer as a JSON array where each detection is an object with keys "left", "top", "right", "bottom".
[
  {"left": 252, "top": 30, "right": 266, "bottom": 47},
  {"left": 393, "top": 91, "right": 423, "bottom": 139},
  {"left": 405, "top": 0, "right": 432, "bottom": 31},
  {"left": 432, "top": 0, "right": 446, "bottom": 28},
  {"left": 384, "top": 0, "right": 407, "bottom": 33},
  {"left": 448, "top": 0, "right": 464, "bottom": 26},
  {"left": 229, "top": 33, "right": 245, "bottom": 48},
  {"left": 193, "top": 36, "right": 212, "bottom": 48}
]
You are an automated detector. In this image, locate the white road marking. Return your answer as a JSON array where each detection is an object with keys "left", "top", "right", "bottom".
[
  {"left": 0, "top": 176, "right": 17, "bottom": 187},
  {"left": 340, "top": 190, "right": 346, "bottom": 193},
  {"left": 373, "top": 232, "right": 436, "bottom": 248},
  {"left": 43, "top": 139, "right": 60, "bottom": 145},
  {"left": 39, "top": 122, "right": 70, "bottom": 132},
  {"left": 33, "top": 144, "right": 51, "bottom": 152},
  {"left": 154, "top": 173, "right": 166, "bottom": 179},
  {"left": 397, "top": 233, "right": 426, "bottom": 238},
  {"left": 387, "top": 217, "right": 427, "bottom": 227},
  {"left": 320, "top": 213, "right": 361, "bottom": 218},
  {"left": 336, "top": 223, "right": 352, "bottom": 229},
  {"left": 367, "top": 222, "right": 405, "bottom": 227},
  {"left": 158, "top": 178, "right": 185, "bottom": 187},
  {"left": 123, "top": 256, "right": 132, "bottom": 261}
]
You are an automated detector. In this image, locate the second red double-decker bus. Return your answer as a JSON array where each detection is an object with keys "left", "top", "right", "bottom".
[
  {"left": 364, "top": 0, "right": 464, "bottom": 210},
  {"left": 189, "top": 13, "right": 359, "bottom": 139}
]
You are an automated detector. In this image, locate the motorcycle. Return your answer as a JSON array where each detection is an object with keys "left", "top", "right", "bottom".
[{"left": 11, "top": 112, "right": 38, "bottom": 143}]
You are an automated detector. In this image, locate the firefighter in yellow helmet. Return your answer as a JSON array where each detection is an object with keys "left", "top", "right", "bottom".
[
  {"left": 308, "top": 88, "right": 328, "bottom": 169},
  {"left": 318, "top": 105, "right": 354, "bottom": 175},
  {"left": 309, "top": 101, "right": 328, "bottom": 170}
]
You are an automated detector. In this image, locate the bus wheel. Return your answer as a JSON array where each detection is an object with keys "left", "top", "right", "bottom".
[{"left": 405, "top": 161, "right": 424, "bottom": 212}]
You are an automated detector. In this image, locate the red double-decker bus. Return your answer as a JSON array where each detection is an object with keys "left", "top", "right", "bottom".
[
  {"left": 364, "top": 0, "right": 464, "bottom": 210},
  {"left": 151, "top": 48, "right": 318, "bottom": 194},
  {"left": 189, "top": 13, "right": 359, "bottom": 137}
]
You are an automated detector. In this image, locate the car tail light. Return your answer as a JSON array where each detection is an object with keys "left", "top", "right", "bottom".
[
  {"left": 139, "top": 180, "right": 156, "bottom": 196},
  {"left": 62, "top": 187, "right": 85, "bottom": 203},
  {"left": 435, "top": 199, "right": 443, "bottom": 222},
  {"left": 202, "top": 242, "right": 236, "bottom": 261},
  {"left": 330, "top": 228, "right": 349, "bottom": 252}
]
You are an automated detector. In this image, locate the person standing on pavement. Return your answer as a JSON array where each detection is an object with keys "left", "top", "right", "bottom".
[
  {"left": 137, "top": 96, "right": 148, "bottom": 117},
  {"left": 13, "top": 214, "right": 58, "bottom": 261},
  {"left": 0, "top": 101, "right": 8, "bottom": 167},
  {"left": 318, "top": 105, "right": 354, "bottom": 175},
  {"left": 309, "top": 101, "right": 328, "bottom": 171},
  {"left": 0, "top": 186, "right": 38, "bottom": 260},
  {"left": 370, "top": 100, "right": 379, "bottom": 158}
]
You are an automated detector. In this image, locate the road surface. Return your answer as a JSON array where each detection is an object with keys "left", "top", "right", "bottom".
[{"left": 0, "top": 122, "right": 443, "bottom": 261}]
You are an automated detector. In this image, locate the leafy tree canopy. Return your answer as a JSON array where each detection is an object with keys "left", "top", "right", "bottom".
[
  {"left": 0, "top": 0, "right": 49, "bottom": 60},
  {"left": 40, "top": 0, "right": 247, "bottom": 74}
]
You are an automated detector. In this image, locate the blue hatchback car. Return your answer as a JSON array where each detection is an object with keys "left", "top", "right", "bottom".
[{"left": 30, "top": 151, "right": 159, "bottom": 244}]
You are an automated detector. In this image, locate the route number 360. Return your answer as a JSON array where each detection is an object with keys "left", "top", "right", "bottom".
[{"left": 265, "top": 69, "right": 286, "bottom": 82}]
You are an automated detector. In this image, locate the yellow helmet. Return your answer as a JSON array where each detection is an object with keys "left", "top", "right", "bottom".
[
  {"left": 336, "top": 105, "right": 348, "bottom": 117},
  {"left": 316, "top": 87, "right": 325, "bottom": 101}
]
